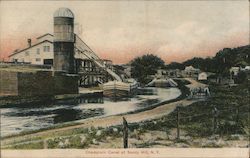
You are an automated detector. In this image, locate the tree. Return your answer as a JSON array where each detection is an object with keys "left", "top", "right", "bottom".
[
  {"left": 166, "top": 62, "right": 185, "bottom": 70},
  {"left": 130, "top": 54, "right": 165, "bottom": 84}
]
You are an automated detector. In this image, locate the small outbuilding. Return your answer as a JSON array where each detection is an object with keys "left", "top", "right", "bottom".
[
  {"left": 229, "top": 67, "right": 240, "bottom": 76},
  {"left": 183, "top": 66, "right": 200, "bottom": 78},
  {"left": 198, "top": 72, "right": 208, "bottom": 81}
]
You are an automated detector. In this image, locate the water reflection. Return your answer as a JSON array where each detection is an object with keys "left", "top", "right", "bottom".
[
  {"left": 137, "top": 87, "right": 157, "bottom": 95},
  {"left": 77, "top": 97, "right": 104, "bottom": 104},
  {"left": 53, "top": 108, "right": 104, "bottom": 124},
  {"left": 0, "top": 87, "right": 181, "bottom": 137}
]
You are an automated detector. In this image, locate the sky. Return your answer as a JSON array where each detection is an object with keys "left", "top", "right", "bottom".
[{"left": 0, "top": 0, "right": 249, "bottom": 64}]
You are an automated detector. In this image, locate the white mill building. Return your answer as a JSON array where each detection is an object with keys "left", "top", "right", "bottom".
[{"left": 9, "top": 33, "right": 54, "bottom": 65}]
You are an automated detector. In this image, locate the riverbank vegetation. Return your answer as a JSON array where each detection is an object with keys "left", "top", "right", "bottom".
[
  {"left": 166, "top": 45, "right": 250, "bottom": 73},
  {"left": 125, "top": 81, "right": 249, "bottom": 147}
]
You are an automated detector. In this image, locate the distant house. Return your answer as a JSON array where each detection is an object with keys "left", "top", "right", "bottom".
[
  {"left": 241, "top": 66, "right": 250, "bottom": 71},
  {"left": 230, "top": 67, "right": 240, "bottom": 76},
  {"left": 198, "top": 72, "right": 208, "bottom": 81},
  {"left": 155, "top": 69, "right": 167, "bottom": 79},
  {"left": 183, "top": 66, "right": 200, "bottom": 78},
  {"left": 245, "top": 66, "right": 250, "bottom": 70},
  {"left": 166, "top": 69, "right": 182, "bottom": 78}
]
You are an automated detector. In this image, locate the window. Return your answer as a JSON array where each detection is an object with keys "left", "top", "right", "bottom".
[
  {"left": 37, "top": 48, "right": 40, "bottom": 54},
  {"left": 43, "top": 46, "right": 50, "bottom": 52},
  {"left": 36, "top": 58, "right": 41, "bottom": 62},
  {"left": 25, "top": 51, "right": 29, "bottom": 56},
  {"left": 43, "top": 59, "right": 53, "bottom": 65}
]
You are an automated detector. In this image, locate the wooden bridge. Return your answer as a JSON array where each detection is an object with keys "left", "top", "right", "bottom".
[{"left": 74, "top": 35, "right": 122, "bottom": 87}]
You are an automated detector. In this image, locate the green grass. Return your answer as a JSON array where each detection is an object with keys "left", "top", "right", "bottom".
[
  {"left": 41, "top": 126, "right": 122, "bottom": 149},
  {"left": 1, "top": 122, "right": 82, "bottom": 140},
  {"left": 130, "top": 81, "right": 249, "bottom": 139},
  {"left": 8, "top": 137, "right": 43, "bottom": 145},
  {"left": 9, "top": 141, "right": 44, "bottom": 149}
]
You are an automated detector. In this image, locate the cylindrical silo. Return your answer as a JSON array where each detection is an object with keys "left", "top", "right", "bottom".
[{"left": 53, "top": 8, "right": 75, "bottom": 73}]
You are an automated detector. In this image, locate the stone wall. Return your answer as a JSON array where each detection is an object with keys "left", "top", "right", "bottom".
[
  {"left": 53, "top": 73, "right": 79, "bottom": 95},
  {"left": 0, "top": 71, "right": 18, "bottom": 96},
  {"left": 0, "top": 70, "right": 79, "bottom": 97},
  {"left": 18, "top": 71, "right": 54, "bottom": 96}
]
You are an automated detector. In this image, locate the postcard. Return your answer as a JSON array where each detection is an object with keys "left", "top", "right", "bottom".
[{"left": 0, "top": 0, "right": 249, "bottom": 158}]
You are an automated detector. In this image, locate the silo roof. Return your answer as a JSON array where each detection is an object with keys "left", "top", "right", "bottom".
[{"left": 54, "top": 8, "right": 74, "bottom": 18}]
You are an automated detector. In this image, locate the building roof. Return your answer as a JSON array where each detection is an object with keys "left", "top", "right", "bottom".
[
  {"left": 230, "top": 67, "right": 240, "bottom": 71},
  {"left": 8, "top": 40, "right": 53, "bottom": 57},
  {"left": 54, "top": 8, "right": 74, "bottom": 18},
  {"left": 245, "top": 66, "right": 250, "bottom": 69},
  {"left": 199, "top": 72, "right": 207, "bottom": 75},
  {"left": 185, "top": 66, "right": 199, "bottom": 71},
  {"left": 37, "top": 33, "right": 53, "bottom": 39}
]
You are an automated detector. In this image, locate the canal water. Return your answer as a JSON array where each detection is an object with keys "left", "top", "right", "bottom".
[{"left": 0, "top": 87, "right": 181, "bottom": 137}]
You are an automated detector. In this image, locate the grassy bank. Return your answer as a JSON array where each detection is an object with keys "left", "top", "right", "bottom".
[{"left": 133, "top": 81, "right": 249, "bottom": 135}]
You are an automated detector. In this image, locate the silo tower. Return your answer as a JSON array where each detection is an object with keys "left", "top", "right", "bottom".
[{"left": 53, "top": 8, "right": 75, "bottom": 73}]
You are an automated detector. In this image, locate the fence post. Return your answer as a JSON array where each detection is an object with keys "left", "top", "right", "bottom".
[
  {"left": 123, "top": 117, "right": 128, "bottom": 148},
  {"left": 235, "top": 105, "right": 239, "bottom": 134},
  {"left": 176, "top": 106, "right": 180, "bottom": 140},
  {"left": 43, "top": 139, "right": 47, "bottom": 149},
  {"left": 212, "top": 107, "right": 218, "bottom": 135},
  {"left": 236, "top": 105, "right": 239, "bottom": 124}
]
